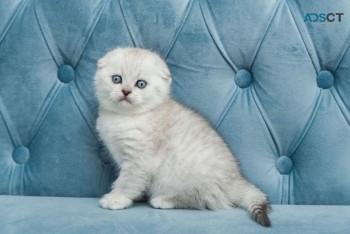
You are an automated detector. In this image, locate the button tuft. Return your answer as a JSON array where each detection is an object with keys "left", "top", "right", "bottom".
[
  {"left": 275, "top": 156, "right": 293, "bottom": 174},
  {"left": 12, "top": 146, "right": 30, "bottom": 164},
  {"left": 57, "top": 65, "right": 75, "bottom": 83},
  {"left": 316, "top": 71, "right": 334, "bottom": 89},
  {"left": 235, "top": 69, "right": 252, "bottom": 88}
]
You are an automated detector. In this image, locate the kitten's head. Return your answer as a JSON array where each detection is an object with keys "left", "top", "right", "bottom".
[{"left": 94, "top": 47, "right": 172, "bottom": 114}]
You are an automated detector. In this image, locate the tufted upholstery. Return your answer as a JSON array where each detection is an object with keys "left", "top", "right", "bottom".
[{"left": 1, "top": 0, "right": 350, "bottom": 232}]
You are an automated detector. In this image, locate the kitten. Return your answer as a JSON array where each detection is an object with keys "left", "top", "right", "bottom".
[{"left": 94, "top": 47, "right": 271, "bottom": 227}]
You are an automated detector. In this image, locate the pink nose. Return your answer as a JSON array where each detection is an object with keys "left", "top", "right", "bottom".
[{"left": 122, "top": 90, "right": 131, "bottom": 96}]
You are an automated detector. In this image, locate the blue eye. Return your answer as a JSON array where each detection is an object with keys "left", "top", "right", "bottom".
[
  {"left": 135, "top": 80, "right": 147, "bottom": 89},
  {"left": 112, "top": 75, "right": 122, "bottom": 84}
]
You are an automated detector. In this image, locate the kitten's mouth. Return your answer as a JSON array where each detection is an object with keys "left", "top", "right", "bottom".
[{"left": 119, "top": 97, "right": 132, "bottom": 104}]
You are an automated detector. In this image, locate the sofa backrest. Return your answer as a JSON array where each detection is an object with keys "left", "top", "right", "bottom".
[{"left": 1, "top": 0, "right": 350, "bottom": 204}]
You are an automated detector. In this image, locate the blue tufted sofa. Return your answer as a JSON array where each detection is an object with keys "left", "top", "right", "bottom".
[{"left": 1, "top": 0, "right": 350, "bottom": 233}]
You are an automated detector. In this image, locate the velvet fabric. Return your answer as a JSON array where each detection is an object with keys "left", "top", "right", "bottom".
[
  {"left": 1, "top": 196, "right": 350, "bottom": 234},
  {"left": 1, "top": 0, "right": 350, "bottom": 232}
]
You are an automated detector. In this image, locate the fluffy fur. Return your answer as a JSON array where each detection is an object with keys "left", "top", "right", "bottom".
[{"left": 95, "top": 47, "right": 271, "bottom": 227}]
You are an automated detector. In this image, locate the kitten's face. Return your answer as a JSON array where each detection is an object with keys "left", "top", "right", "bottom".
[{"left": 94, "top": 48, "right": 172, "bottom": 114}]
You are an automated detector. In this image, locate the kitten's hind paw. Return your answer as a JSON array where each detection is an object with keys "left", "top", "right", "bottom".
[
  {"left": 150, "top": 197, "right": 176, "bottom": 209},
  {"left": 100, "top": 193, "right": 132, "bottom": 210}
]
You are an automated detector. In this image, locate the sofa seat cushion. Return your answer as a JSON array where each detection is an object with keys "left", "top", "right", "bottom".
[{"left": 1, "top": 195, "right": 349, "bottom": 234}]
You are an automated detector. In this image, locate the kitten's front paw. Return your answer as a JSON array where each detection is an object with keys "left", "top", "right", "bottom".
[{"left": 100, "top": 193, "right": 132, "bottom": 210}]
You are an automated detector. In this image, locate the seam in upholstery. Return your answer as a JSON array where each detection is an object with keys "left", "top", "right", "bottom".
[
  {"left": 28, "top": 81, "right": 63, "bottom": 145},
  {"left": 9, "top": 165, "right": 16, "bottom": 195},
  {"left": 249, "top": 0, "right": 280, "bottom": 70},
  {"left": 18, "top": 164, "right": 25, "bottom": 195},
  {"left": 250, "top": 85, "right": 281, "bottom": 156},
  {"left": 288, "top": 172, "right": 292, "bottom": 204},
  {"left": 280, "top": 175, "right": 284, "bottom": 204},
  {"left": 198, "top": 0, "right": 238, "bottom": 72},
  {"left": 0, "top": 0, "right": 29, "bottom": 46},
  {"left": 10, "top": 164, "right": 26, "bottom": 195},
  {"left": 0, "top": 101, "right": 15, "bottom": 146},
  {"left": 69, "top": 83, "right": 100, "bottom": 142},
  {"left": 286, "top": 174, "right": 290, "bottom": 204},
  {"left": 334, "top": 40, "right": 350, "bottom": 74},
  {"left": 285, "top": 0, "right": 320, "bottom": 73},
  {"left": 282, "top": 175, "right": 287, "bottom": 204},
  {"left": 281, "top": 174, "right": 291, "bottom": 205},
  {"left": 214, "top": 87, "right": 239, "bottom": 129},
  {"left": 119, "top": 0, "right": 137, "bottom": 46},
  {"left": 34, "top": 0, "right": 60, "bottom": 66},
  {"left": 0, "top": 98, "right": 21, "bottom": 146},
  {"left": 164, "top": 0, "right": 194, "bottom": 59},
  {"left": 287, "top": 89, "right": 323, "bottom": 158},
  {"left": 73, "top": 0, "right": 111, "bottom": 68},
  {"left": 330, "top": 87, "right": 350, "bottom": 127},
  {"left": 282, "top": 175, "right": 288, "bottom": 204}
]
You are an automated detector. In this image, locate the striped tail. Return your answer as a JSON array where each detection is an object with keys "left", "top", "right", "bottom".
[{"left": 251, "top": 202, "right": 271, "bottom": 227}]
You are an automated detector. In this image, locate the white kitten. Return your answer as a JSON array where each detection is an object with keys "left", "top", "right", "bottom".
[{"left": 94, "top": 47, "right": 271, "bottom": 227}]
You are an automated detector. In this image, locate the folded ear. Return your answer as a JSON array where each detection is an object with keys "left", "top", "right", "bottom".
[
  {"left": 97, "top": 58, "right": 105, "bottom": 69},
  {"left": 161, "top": 68, "right": 172, "bottom": 81},
  {"left": 162, "top": 74, "right": 172, "bottom": 81}
]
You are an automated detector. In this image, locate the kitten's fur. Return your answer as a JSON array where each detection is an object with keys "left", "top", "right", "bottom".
[{"left": 95, "top": 47, "right": 271, "bottom": 227}]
